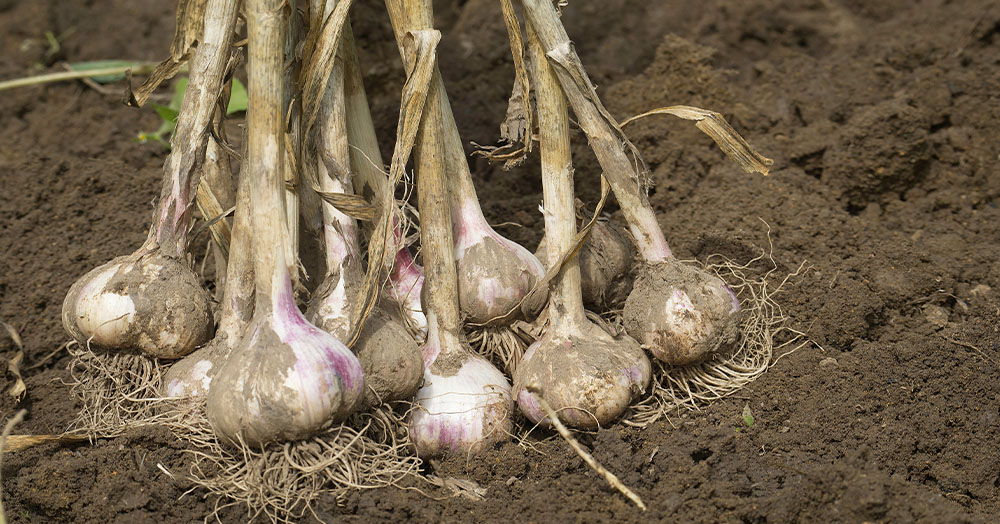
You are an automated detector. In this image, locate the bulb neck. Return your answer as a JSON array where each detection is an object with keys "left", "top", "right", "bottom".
[{"left": 452, "top": 197, "right": 495, "bottom": 257}]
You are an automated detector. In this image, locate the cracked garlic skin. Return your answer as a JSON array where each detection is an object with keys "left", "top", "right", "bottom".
[{"left": 62, "top": 252, "right": 213, "bottom": 359}]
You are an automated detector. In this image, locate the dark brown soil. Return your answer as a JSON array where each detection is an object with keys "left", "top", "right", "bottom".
[{"left": 3, "top": 0, "right": 999, "bottom": 522}]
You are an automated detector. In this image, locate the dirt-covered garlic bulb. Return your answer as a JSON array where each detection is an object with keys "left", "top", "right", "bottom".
[
  {"left": 536, "top": 217, "right": 634, "bottom": 309},
  {"left": 206, "top": 0, "right": 364, "bottom": 446},
  {"left": 453, "top": 201, "right": 546, "bottom": 325},
  {"left": 61, "top": 0, "right": 239, "bottom": 359},
  {"left": 62, "top": 253, "right": 213, "bottom": 359},
  {"left": 514, "top": 31, "right": 650, "bottom": 428},
  {"left": 623, "top": 259, "right": 740, "bottom": 366}
]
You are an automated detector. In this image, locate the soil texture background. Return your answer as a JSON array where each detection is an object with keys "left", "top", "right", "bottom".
[{"left": 2, "top": 0, "right": 999, "bottom": 522}]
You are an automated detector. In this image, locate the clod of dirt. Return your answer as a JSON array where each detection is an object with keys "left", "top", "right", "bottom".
[{"left": 823, "top": 97, "right": 932, "bottom": 208}]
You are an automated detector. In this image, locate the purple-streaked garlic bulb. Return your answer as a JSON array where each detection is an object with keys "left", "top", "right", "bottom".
[
  {"left": 388, "top": 244, "right": 427, "bottom": 336},
  {"left": 205, "top": 0, "right": 364, "bottom": 446},
  {"left": 453, "top": 201, "right": 546, "bottom": 325},
  {"left": 207, "top": 282, "right": 365, "bottom": 445},
  {"left": 410, "top": 312, "right": 512, "bottom": 456}
]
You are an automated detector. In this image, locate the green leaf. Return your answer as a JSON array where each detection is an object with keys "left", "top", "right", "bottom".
[
  {"left": 138, "top": 77, "right": 188, "bottom": 149},
  {"left": 152, "top": 104, "right": 178, "bottom": 124},
  {"left": 741, "top": 404, "right": 755, "bottom": 427},
  {"left": 170, "top": 77, "right": 189, "bottom": 111},
  {"left": 226, "top": 78, "right": 248, "bottom": 115},
  {"left": 67, "top": 60, "right": 137, "bottom": 84}
]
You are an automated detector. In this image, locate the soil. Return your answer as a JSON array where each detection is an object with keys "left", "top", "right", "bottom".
[{"left": 2, "top": 0, "right": 999, "bottom": 522}]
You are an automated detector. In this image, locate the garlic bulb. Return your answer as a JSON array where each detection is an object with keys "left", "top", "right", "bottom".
[
  {"left": 514, "top": 31, "right": 649, "bottom": 430},
  {"left": 207, "top": 290, "right": 365, "bottom": 446},
  {"left": 62, "top": 252, "right": 213, "bottom": 359},
  {"left": 514, "top": 321, "right": 650, "bottom": 428},
  {"left": 623, "top": 259, "right": 740, "bottom": 366},
  {"left": 205, "top": 0, "right": 364, "bottom": 446},
  {"left": 454, "top": 201, "right": 545, "bottom": 325},
  {"left": 409, "top": 313, "right": 512, "bottom": 456}
]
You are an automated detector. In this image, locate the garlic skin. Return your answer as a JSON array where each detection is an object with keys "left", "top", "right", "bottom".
[
  {"left": 387, "top": 247, "right": 427, "bottom": 337},
  {"left": 453, "top": 202, "right": 545, "bottom": 325},
  {"left": 409, "top": 313, "right": 512, "bottom": 457},
  {"left": 536, "top": 219, "right": 635, "bottom": 309},
  {"left": 163, "top": 346, "right": 216, "bottom": 397},
  {"left": 513, "top": 320, "right": 650, "bottom": 428},
  {"left": 206, "top": 293, "right": 365, "bottom": 446},
  {"left": 61, "top": 252, "right": 213, "bottom": 359},
  {"left": 307, "top": 264, "right": 362, "bottom": 342},
  {"left": 623, "top": 259, "right": 741, "bottom": 367}
]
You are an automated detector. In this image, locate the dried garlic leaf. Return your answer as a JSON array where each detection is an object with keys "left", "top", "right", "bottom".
[{"left": 620, "top": 105, "right": 774, "bottom": 175}]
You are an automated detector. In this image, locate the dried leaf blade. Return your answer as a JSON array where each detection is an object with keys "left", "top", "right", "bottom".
[{"left": 620, "top": 105, "right": 774, "bottom": 175}]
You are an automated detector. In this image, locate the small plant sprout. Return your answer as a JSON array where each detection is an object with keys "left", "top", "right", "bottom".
[{"left": 741, "top": 404, "right": 755, "bottom": 427}]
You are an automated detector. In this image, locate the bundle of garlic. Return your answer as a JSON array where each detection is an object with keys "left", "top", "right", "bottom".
[{"left": 62, "top": 0, "right": 772, "bottom": 478}]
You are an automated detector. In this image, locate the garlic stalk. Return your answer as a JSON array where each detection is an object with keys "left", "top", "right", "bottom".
[
  {"left": 384, "top": 1, "right": 544, "bottom": 328},
  {"left": 307, "top": 12, "right": 422, "bottom": 409},
  {"left": 61, "top": 0, "right": 239, "bottom": 359},
  {"left": 513, "top": 27, "right": 650, "bottom": 429},
  {"left": 164, "top": 158, "right": 255, "bottom": 398},
  {"left": 307, "top": 54, "right": 365, "bottom": 342},
  {"left": 340, "top": 19, "right": 426, "bottom": 337},
  {"left": 384, "top": 0, "right": 512, "bottom": 457},
  {"left": 520, "top": 0, "right": 741, "bottom": 366},
  {"left": 206, "top": 0, "right": 364, "bottom": 446}
]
